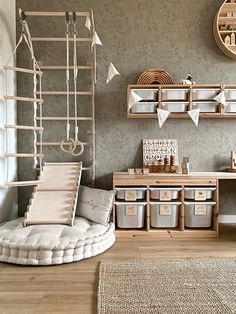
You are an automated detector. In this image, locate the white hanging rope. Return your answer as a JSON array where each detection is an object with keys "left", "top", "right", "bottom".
[
  {"left": 71, "top": 12, "right": 84, "bottom": 157},
  {"left": 60, "top": 12, "right": 76, "bottom": 154}
]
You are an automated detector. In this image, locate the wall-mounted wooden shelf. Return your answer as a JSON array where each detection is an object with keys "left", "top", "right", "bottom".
[
  {"left": 127, "top": 84, "right": 236, "bottom": 119},
  {"left": 213, "top": 0, "right": 236, "bottom": 60}
]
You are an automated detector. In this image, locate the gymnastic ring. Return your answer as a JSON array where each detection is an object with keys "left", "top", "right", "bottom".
[
  {"left": 60, "top": 138, "right": 76, "bottom": 153},
  {"left": 71, "top": 140, "right": 84, "bottom": 156}
]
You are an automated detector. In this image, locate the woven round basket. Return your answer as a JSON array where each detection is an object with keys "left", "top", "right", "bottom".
[{"left": 137, "top": 68, "right": 173, "bottom": 85}]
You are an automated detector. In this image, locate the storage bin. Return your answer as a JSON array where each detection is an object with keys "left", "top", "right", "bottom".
[
  {"left": 224, "top": 89, "right": 236, "bottom": 101},
  {"left": 184, "top": 202, "right": 215, "bottom": 228},
  {"left": 161, "top": 89, "right": 188, "bottom": 101},
  {"left": 150, "top": 202, "right": 181, "bottom": 228},
  {"left": 184, "top": 187, "right": 216, "bottom": 201},
  {"left": 116, "top": 203, "right": 146, "bottom": 228},
  {"left": 149, "top": 187, "right": 181, "bottom": 201},
  {"left": 225, "top": 102, "right": 236, "bottom": 113},
  {"left": 116, "top": 188, "right": 146, "bottom": 201},
  {"left": 131, "top": 89, "right": 158, "bottom": 101},
  {"left": 192, "top": 102, "right": 218, "bottom": 113},
  {"left": 131, "top": 102, "right": 157, "bottom": 114},
  {"left": 192, "top": 89, "right": 220, "bottom": 100},
  {"left": 161, "top": 102, "right": 188, "bottom": 112}
]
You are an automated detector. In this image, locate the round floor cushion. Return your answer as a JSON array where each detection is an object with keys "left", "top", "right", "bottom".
[{"left": 0, "top": 217, "right": 115, "bottom": 265}]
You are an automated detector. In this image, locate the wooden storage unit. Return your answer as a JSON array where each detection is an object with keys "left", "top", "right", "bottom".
[
  {"left": 113, "top": 172, "right": 236, "bottom": 238},
  {"left": 127, "top": 84, "right": 236, "bottom": 119},
  {"left": 213, "top": 0, "right": 236, "bottom": 60}
]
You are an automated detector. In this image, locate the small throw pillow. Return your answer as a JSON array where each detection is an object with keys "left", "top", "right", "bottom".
[{"left": 76, "top": 186, "right": 116, "bottom": 225}]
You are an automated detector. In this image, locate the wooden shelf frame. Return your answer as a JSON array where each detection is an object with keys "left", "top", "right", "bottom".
[
  {"left": 127, "top": 84, "right": 236, "bottom": 119},
  {"left": 213, "top": 1, "right": 236, "bottom": 60},
  {"left": 112, "top": 172, "right": 236, "bottom": 238}
]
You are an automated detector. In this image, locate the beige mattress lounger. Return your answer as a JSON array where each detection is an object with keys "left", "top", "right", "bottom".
[{"left": 0, "top": 217, "right": 115, "bottom": 265}]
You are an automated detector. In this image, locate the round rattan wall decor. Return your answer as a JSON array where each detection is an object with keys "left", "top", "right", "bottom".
[{"left": 137, "top": 69, "right": 173, "bottom": 85}]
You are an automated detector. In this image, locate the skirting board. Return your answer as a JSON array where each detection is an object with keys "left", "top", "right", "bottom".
[{"left": 218, "top": 215, "right": 236, "bottom": 223}]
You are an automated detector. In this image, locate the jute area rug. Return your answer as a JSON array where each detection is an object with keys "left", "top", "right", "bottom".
[{"left": 97, "top": 259, "right": 236, "bottom": 314}]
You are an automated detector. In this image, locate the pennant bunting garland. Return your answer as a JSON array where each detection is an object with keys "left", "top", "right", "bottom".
[
  {"left": 106, "top": 62, "right": 120, "bottom": 84},
  {"left": 85, "top": 16, "right": 91, "bottom": 31},
  {"left": 91, "top": 32, "right": 102, "bottom": 47},
  {"left": 157, "top": 108, "right": 171, "bottom": 128},
  {"left": 213, "top": 90, "right": 227, "bottom": 107},
  {"left": 128, "top": 90, "right": 142, "bottom": 109},
  {"left": 187, "top": 109, "right": 200, "bottom": 127}
]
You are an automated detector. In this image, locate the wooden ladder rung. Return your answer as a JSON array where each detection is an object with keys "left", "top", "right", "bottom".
[
  {"left": 35, "top": 117, "right": 92, "bottom": 121},
  {"left": 31, "top": 37, "right": 92, "bottom": 42},
  {"left": 4, "top": 124, "right": 44, "bottom": 131},
  {"left": 25, "top": 11, "right": 90, "bottom": 17},
  {"left": 5, "top": 153, "right": 44, "bottom": 158},
  {"left": 36, "top": 142, "right": 89, "bottom": 146},
  {"left": 5, "top": 180, "right": 43, "bottom": 187},
  {"left": 40, "top": 65, "right": 92, "bottom": 70},
  {"left": 4, "top": 96, "right": 44, "bottom": 103},
  {"left": 4, "top": 66, "right": 43, "bottom": 75},
  {"left": 37, "top": 91, "right": 92, "bottom": 96}
]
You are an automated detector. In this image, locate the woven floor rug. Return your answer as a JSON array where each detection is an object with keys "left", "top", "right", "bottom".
[{"left": 97, "top": 259, "right": 236, "bottom": 314}]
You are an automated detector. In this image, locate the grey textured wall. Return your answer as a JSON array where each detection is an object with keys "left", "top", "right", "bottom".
[{"left": 16, "top": 0, "right": 236, "bottom": 216}]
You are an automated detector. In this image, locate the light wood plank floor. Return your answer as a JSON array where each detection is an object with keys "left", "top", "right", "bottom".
[{"left": 0, "top": 224, "right": 236, "bottom": 314}]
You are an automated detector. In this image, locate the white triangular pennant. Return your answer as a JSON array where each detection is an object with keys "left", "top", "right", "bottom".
[
  {"left": 85, "top": 16, "right": 91, "bottom": 31},
  {"left": 187, "top": 109, "right": 200, "bottom": 127},
  {"left": 91, "top": 31, "right": 102, "bottom": 47},
  {"left": 157, "top": 109, "right": 171, "bottom": 128},
  {"left": 106, "top": 62, "right": 120, "bottom": 84},
  {"left": 213, "top": 90, "right": 227, "bottom": 106},
  {"left": 128, "top": 90, "right": 142, "bottom": 109}
]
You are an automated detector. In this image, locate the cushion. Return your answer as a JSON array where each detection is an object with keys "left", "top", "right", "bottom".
[
  {"left": 76, "top": 186, "right": 116, "bottom": 225},
  {"left": 0, "top": 217, "right": 115, "bottom": 265}
]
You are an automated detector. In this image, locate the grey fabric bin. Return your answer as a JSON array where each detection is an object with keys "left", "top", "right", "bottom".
[
  {"left": 116, "top": 203, "right": 146, "bottom": 228},
  {"left": 116, "top": 188, "right": 146, "bottom": 201},
  {"left": 184, "top": 187, "right": 216, "bottom": 201},
  {"left": 225, "top": 103, "right": 236, "bottom": 113},
  {"left": 184, "top": 202, "right": 215, "bottom": 228},
  {"left": 192, "top": 102, "right": 218, "bottom": 113},
  {"left": 161, "top": 89, "right": 188, "bottom": 101},
  {"left": 192, "top": 89, "right": 220, "bottom": 100},
  {"left": 131, "top": 102, "right": 157, "bottom": 114},
  {"left": 131, "top": 89, "right": 157, "bottom": 101},
  {"left": 161, "top": 102, "right": 188, "bottom": 112},
  {"left": 150, "top": 187, "right": 181, "bottom": 201},
  {"left": 225, "top": 89, "right": 236, "bottom": 101},
  {"left": 150, "top": 202, "right": 180, "bottom": 228}
]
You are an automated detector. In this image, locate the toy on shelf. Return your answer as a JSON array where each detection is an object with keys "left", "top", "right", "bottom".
[
  {"left": 180, "top": 73, "right": 197, "bottom": 85},
  {"left": 181, "top": 157, "right": 190, "bottom": 174},
  {"left": 143, "top": 139, "right": 179, "bottom": 173}
]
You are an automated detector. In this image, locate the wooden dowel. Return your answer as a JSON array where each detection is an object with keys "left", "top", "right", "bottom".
[
  {"left": 5, "top": 180, "right": 43, "bottom": 187},
  {"left": 37, "top": 91, "right": 92, "bottom": 96},
  {"left": 35, "top": 142, "right": 89, "bottom": 146},
  {"left": 5, "top": 153, "right": 44, "bottom": 158},
  {"left": 31, "top": 37, "right": 92, "bottom": 42},
  {"left": 35, "top": 117, "right": 92, "bottom": 121},
  {"left": 25, "top": 11, "right": 90, "bottom": 17},
  {"left": 4, "top": 124, "right": 44, "bottom": 131},
  {"left": 4, "top": 96, "right": 44, "bottom": 103},
  {"left": 4, "top": 66, "right": 43, "bottom": 75},
  {"left": 40, "top": 65, "right": 92, "bottom": 70}
]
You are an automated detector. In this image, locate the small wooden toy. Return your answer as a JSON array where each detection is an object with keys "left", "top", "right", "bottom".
[
  {"left": 231, "top": 33, "right": 235, "bottom": 46},
  {"left": 231, "top": 151, "right": 236, "bottom": 169},
  {"left": 225, "top": 35, "right": 231, "bottom": 45}
]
